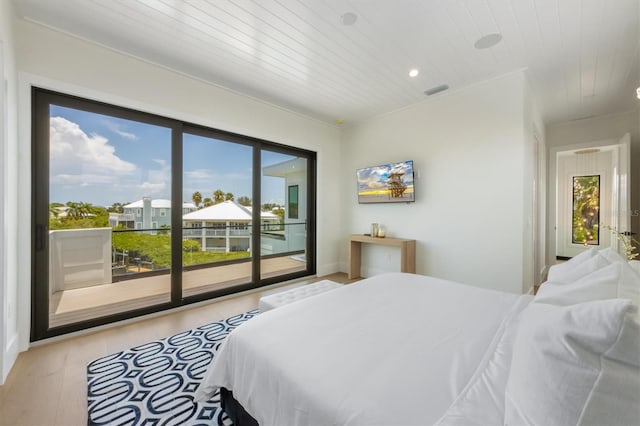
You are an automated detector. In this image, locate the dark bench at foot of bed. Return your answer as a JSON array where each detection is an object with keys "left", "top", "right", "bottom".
[{"left": 220, "top": 387, "right": 259, "bottom": 426}]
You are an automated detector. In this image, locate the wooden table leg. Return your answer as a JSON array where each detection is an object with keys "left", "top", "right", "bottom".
[{"left": 348, "top": 240, "right": 362, "bottom": 279}]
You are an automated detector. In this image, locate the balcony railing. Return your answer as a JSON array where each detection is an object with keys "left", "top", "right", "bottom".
[
  {"left": 50, "top": 222, "right": 307, "bottom": 292},
  {"left": 182, "top": 228, "right": 253, "bottom": 237},
  {"left": 109, "top": 213, "right": 136, "bottom": 221}
]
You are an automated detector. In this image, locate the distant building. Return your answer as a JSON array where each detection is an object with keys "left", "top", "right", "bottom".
[
  {"left": 182, "top": 200, "right": 280, "bottom": 252},
  {"left": 109, "top": 197, "right": 197, "bottom": 229}
]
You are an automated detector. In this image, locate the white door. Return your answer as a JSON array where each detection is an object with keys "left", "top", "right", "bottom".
[
  {"left": 556, "top": 135, "right": 631, "bottom": 258},
  {"left": 612, "top": 134, "right": 631, "bottom": 253}
]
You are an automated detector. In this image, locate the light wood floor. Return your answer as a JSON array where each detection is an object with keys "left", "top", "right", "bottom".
[{"left": 0, "top": 272, "right": 355, "bottom": 426}]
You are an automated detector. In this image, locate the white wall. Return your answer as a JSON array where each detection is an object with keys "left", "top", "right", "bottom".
[
  {"left": 11, "top": 19, "right": 342, "bottom": 359},
  {"left": 545, "top": 109, "right": 640, "bottom": 265},
  {"left": 0, "top": 0, "right": 20, "bottom": 384},
  {"left": 340, "top": 71, "right": 530, "bottom": 294},
  {"left": 522, "top": 74, "right": 546, "bottom": 292}
]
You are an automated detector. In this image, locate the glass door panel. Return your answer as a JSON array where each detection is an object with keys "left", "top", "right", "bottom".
[
  {"left": 260, "top": 151, "right": 307, "bottom": 280},
  {"left": 182, "top": 133, "right": 253, "bottom": 297},
  {"left": 45, "top": 104, "right": 172, "bottom": 329}
]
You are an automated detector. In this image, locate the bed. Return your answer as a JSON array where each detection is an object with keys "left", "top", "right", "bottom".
[{"left": 196, "top": 248, "right": 640, "bottom": 426}]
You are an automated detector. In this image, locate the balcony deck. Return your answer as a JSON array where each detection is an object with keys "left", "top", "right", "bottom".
[{"left": 49, "top": 254, "right": 307, "bottom": 328}]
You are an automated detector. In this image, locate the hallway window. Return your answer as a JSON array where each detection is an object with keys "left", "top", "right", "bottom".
[{"left": 572, "top": 175, "right": 600, "bottom": 245}]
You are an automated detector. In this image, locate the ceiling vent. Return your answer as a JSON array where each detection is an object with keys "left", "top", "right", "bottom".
[
  {"left": 424, "top": 84, "right": 449, "bottom": 96},
  {"left": 474, "top": 33, "right": 503, "bottom": 49}
]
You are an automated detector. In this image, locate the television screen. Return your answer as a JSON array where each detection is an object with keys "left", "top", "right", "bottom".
[{"left": 356, "top": 160, "right": 415, "bottom": 204}]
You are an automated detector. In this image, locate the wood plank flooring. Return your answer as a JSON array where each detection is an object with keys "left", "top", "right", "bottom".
[{"left": 0, "top": 273, "right": 355, "bottom": 426}]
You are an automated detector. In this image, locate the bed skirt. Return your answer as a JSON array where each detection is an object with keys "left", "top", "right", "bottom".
[{"left": 220, "top": 387, "right": 259, "bottom": 426}]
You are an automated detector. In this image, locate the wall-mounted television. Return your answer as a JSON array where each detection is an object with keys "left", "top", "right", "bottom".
[{"left": 356, "top": 160, "right": 415, "bottom": 204}]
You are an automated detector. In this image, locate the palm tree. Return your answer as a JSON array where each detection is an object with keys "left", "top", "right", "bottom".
[
  {"left": 192, "top": 191, "right": 202, "bottom": 208},
  {"left": 65, "top": 201, "right": 83, "bottom": 219},
  {"left": 66, "top": 201, "right": 94, "bottom": 219},
  {"left": 213, "top": 189, "right": 225, "bottom": 204},
  {"left": 225, "top": 192, "right": 234, "bottom": 201},
  {"left": 203, "top": 197, "right": 214, "bottom": 207},
  {"left": 237, "top": 196, "right": 251, "bottom": 206},
  {"left": 80, "top": 202, "right": 94, "bottom": 218}
]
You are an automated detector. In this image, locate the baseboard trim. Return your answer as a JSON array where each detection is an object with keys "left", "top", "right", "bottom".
[{"left": 1, "top": 332, "right": 19, "bottom": 384}]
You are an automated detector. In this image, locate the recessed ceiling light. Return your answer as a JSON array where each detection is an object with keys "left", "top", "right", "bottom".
[
  {"left": 637, "top": 87, "right": 640, "bottom": 99},
  {"left": 341, "top": 12, "right": 357, "bottom": 26},
  {"left": 409, "top": 69, "right": 419, "bottom": 78},
  {"left": 474, "top": 33, "right": 503, "bottom": 49}
]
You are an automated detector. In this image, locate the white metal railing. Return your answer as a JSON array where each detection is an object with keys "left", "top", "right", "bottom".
[{"left": 182, "top": 228, "right": 251, "bottom": 237}]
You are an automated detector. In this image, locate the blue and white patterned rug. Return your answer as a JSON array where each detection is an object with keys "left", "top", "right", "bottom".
[{"left": 87, "top": 310, "right": 259, "bottom": 426}]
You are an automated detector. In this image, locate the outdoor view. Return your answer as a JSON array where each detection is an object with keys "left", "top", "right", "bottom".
[
  {"left": 572, "top": 175, "right": 600, "bottom": 245},
  {"left": 45, "top": 103, "right": 306, "bottom": 328}
]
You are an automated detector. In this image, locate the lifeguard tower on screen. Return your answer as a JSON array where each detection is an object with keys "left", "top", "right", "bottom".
[{"left": 387, "top": 172, "right": 407, "bottom": 198}]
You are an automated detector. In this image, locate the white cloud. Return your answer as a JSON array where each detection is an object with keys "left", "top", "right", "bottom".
[
  {"left": 185, "top": 169, "right": 215, "bottom": 181},
  {"left": 138, "top": 158, "right": 170, "bottom": 195},
  {"left": 103, "top": 119, "right": 138, "bottom": 140},
  {"left": 139, "top": 182, "right": 166, "bottom": 193},
  {"left": 50, "top": 117, "right": 136, "bottom": 185},
  {"left": 53, "top": 173, "right": 118, "bottom": 185}
]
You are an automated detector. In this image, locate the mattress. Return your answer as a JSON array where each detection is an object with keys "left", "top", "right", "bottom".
[{"left": 196, "top": 272, "right": 532, "bottom": 425}]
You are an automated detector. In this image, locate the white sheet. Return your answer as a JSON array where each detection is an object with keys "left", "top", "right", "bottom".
[{"left": 196, "top": 272, "right": 532, "bottom": 425}]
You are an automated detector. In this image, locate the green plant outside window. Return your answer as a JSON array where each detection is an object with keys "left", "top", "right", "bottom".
[{"left": 572, "top": 175, "right": 600, "bottom": 245}]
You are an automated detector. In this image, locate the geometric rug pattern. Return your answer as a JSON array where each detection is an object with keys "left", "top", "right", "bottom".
[{"left": 87, "top": 310, "right": 259, "bottom": 426}]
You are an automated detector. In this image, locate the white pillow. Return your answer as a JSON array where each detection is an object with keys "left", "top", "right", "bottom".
[
  {"left": 534, "top": 262, "right": 640, "bottom": 306},
  {"left": 544, "top": 252, "right": 611, "bottom": 284},
  {"left": 504, "top": 299, "right": 640, "bottom": 426},
  {"left": 536, "top": 261, "right": 640, "bottom": 307},
  {"left": 546, "top": 248, "right": 598, "bottom": 282},
  {"left": 598, "top": 247, "right": 628, "bottom": 264}
]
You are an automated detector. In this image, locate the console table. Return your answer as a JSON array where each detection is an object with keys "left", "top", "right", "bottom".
[{"left": 348, "top": 235, "right": 416, "bottom": 279}]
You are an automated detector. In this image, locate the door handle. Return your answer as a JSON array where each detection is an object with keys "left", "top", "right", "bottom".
[
  {"left": 621, "top": 231, "right": 637, "bottom": 236},
  {"left": 35, "top": 224, "right": 47, "bottom": 251}
]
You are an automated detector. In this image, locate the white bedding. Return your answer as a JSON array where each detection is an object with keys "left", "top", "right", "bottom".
[{"left": 195, "top": 272, "right": 532, "bottom": 425}]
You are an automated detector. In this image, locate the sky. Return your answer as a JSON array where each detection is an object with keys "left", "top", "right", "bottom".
[{"left": 49, "top": 105, "right": 294, "bottom": 207}]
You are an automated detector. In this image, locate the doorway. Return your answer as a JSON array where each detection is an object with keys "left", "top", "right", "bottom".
[{"left": 554, "top": 134, "right": 630, "bottom": 259}]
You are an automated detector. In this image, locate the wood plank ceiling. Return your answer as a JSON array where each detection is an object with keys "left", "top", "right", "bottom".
[{"left": 13, "top": 0, "right": 640, "bottom": 125}]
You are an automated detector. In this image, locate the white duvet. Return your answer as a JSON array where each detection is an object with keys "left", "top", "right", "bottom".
[{"left": 196, "top": 273, "right": 532, "bottom": 425}]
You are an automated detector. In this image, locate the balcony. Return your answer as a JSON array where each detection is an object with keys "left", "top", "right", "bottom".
[{"left": 48, "top": 224, "right": 307, "bottom": 328}]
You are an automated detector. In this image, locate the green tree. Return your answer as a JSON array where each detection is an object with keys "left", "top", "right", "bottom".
[
  {"left": 213, "top": 189, "right": 225, "bottom": 204},
  {"left": 192, "top": 191, "right": 202, "bottom": 208},
  {"left": 49, "top": 203, "right": 62, "bottom": 218},
  {"left": 107, "top": 202, "right": 124, "bottom": 213},
  {"left": 262, "top": 203, "right": 282, "bottom": 211},
  {"left": 225, "top": 192, "right": 234, "bottom": 201},
  {"left": 65, "top": 201, "right": 93, "bottom": 219},
  {"left": 237, "top": 196, "right": 251, "bottom": 206},
  {"left": 50, "top": 203, "right": 109, "bottom": 230},
  {"left": 203, "top": 197, "right": 213, "bottom": 207},
  {"left": 272, "top": 206, "right": 285, "bottom": 219}
]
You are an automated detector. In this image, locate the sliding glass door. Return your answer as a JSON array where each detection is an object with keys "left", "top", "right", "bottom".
[
  {"left": 32, "top": 90, "right": 175, "bottom": 339},
  {"left": 32, "top": 88, "right": 316, "bottom": 340},
  {"left": 182, "top": 130, "right": 253, "bottom": 297},
  {"left": 260, "top": 150, "right": 309, "bottom": 280}
]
